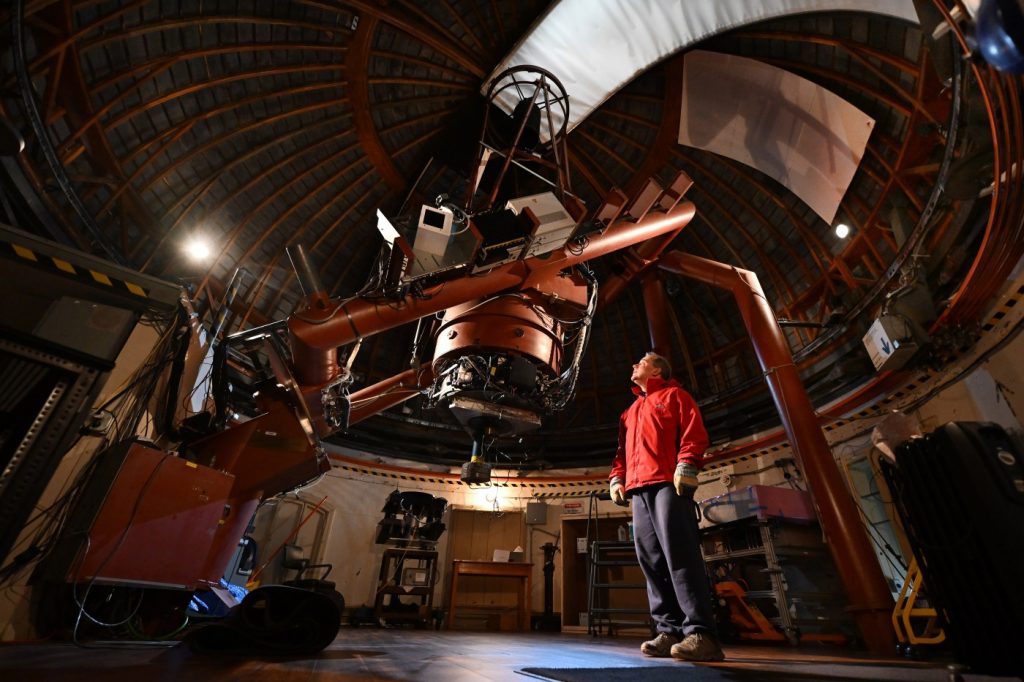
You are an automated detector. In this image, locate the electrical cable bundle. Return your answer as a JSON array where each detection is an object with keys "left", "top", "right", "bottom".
[{"left": 0, "top": 305, "right": 183, "bottom": 590}]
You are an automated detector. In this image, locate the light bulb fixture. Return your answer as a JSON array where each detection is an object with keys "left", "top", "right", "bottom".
[
  {"left": 184, "top": 236, "right": 212, "bottom": 262},
  {"left": 834, "top": 222, "right": 851, "bottom": 239}
]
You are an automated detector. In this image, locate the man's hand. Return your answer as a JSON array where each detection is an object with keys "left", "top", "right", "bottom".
[
  {"left": 609, "top": 479, "right": 628, "bottom": 507},
  {"left": 674, "top": 463, "right": 699, "bottom": 499}
]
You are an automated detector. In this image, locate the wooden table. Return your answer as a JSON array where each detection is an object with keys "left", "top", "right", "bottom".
[{"left": 447, "top": 560, "right": 533, "bottom": 631}]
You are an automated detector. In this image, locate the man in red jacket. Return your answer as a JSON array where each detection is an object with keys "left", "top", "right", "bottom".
[{"left": 609, "top": 352, "right": 724, "bottom": 662}]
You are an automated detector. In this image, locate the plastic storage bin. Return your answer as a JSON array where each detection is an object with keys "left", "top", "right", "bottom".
[{"left": 700, "top": 485, "right": 815, "bottom": 524}]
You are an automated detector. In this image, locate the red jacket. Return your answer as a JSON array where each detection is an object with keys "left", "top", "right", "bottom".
[{"left": 609, "top": 376, "right": 709, "bottom": 491}]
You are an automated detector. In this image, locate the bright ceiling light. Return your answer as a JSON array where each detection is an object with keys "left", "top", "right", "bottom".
[
  {"left": 184, "top": 237, "right": 212, "bottom": 261},
  {"left": 834, "top": 222, "right": 851, "bottom": 239}
]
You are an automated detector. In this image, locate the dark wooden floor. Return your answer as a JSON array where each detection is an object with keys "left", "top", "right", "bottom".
[{"left": 0, "top": 630, "right": 1016, "bottom": 681}]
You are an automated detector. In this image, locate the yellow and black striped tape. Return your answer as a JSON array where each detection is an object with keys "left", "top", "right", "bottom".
[
  {"left": 5, "top": 240, "right": 149, "bottom": 299},
  {"left": 330, "top": 457, "right": 606, "bottom": 496}
]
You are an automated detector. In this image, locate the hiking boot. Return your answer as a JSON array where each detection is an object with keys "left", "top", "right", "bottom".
[
  {"left": 670, "top": 632, "right": 725, "bottom": 662},
  {"left": 640, "top": 632, "right": 678, "bottom": 657}
]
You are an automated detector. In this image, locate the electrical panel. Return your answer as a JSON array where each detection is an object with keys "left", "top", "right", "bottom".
[{"left": 862, "top": 315, "right": 917, "bottom": 371}]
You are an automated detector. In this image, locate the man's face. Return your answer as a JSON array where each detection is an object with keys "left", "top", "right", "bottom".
[{"left": 631, "top": 355, "right": 659, "bottom": 387}]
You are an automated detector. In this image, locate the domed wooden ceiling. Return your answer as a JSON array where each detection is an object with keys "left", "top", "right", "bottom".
[{"left": 2, "top": 1, "right": 1021, "bottom": 467}]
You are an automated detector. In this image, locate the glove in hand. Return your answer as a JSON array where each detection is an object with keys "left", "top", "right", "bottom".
[
  {"left": 673, "top": 463, "right": 699, "bottom": 499},
  {"left": 609, "top": 480, "right": 627, "bottom": 507}
]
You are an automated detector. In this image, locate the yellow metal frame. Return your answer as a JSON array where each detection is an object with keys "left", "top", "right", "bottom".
[
  {"left": 715, "top": 581, "right": 786, "bottom": 641},
  {"left": 891, "top": 557, "right": 945, "bottom": 645}
]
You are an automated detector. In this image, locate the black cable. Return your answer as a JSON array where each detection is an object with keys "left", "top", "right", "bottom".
[
  {"left": 161, "top": 312, "right": 196, "bottom": 436},
  {"left": 851, "top": 499, "right": 908, "bottom": 574},
  {"left": 1, "top": 311, "right": 180, "bottom": 585},
  {"left": 0, "top": 435, "right": 116, "bottom": 587},
  {"left": 71, "top": 452, "right": 175, "bottom": 648},
  {"left": 210, "top": 338, "right": 231, "bottom": 428}
]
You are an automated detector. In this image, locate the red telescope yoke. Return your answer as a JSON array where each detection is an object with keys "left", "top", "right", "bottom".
[
  {"left": 287, "top": 202, "right": 697, "bottom": 390},
  {"left": 194, "top": 189, "right": 893, "bottom": 653}
]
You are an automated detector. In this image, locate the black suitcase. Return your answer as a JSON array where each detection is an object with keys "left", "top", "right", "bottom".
[{"left": 881, "top": 422, "right": 1024, "bottom": 676}]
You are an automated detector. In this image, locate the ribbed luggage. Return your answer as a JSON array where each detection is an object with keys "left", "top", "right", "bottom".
[{"left": 881, "top": 422, "right": 1024, "bottom": 676}]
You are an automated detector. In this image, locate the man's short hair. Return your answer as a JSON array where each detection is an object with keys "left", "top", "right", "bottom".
[{"left": 645, "top": 352, "right": 672, "bottom": 380}]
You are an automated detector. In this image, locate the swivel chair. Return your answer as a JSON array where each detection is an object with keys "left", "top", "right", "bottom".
[{"left": 281, "top": 543, "right": 335, "bottom": 591}]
